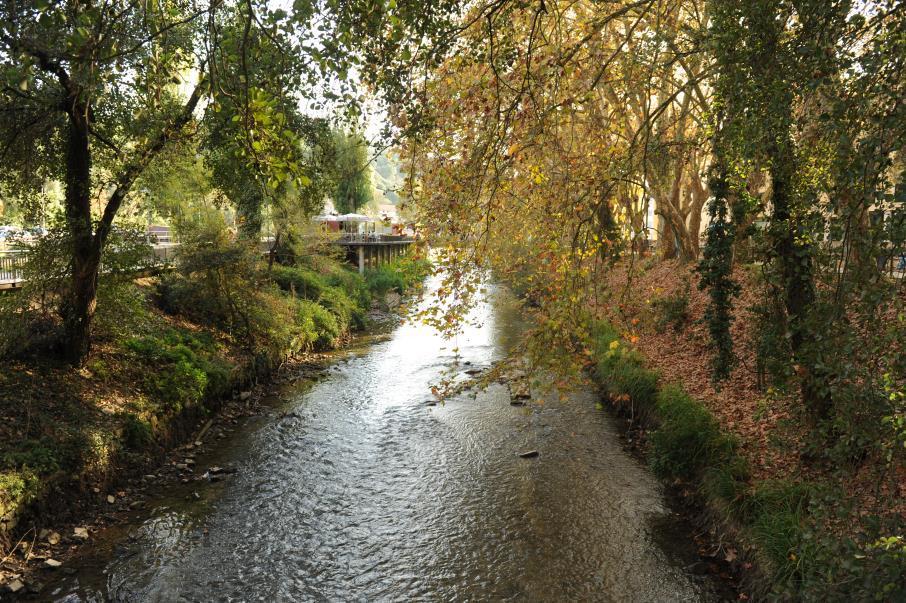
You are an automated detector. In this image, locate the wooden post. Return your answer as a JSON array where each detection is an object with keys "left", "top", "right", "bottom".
[{"left": 358, "top": 245, "right": 365, "bottom": 274}]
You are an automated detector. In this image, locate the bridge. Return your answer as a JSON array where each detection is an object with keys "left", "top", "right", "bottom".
[
  {"left": 0, "top": 234, "right": 414, "bottom": 289},
  {"left": 335, "top": 233, "right": 416, "bottom": 274}
]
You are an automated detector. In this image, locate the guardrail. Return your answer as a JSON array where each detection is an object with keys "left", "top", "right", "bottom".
[
  {"left": 338, "top": 233, "right": 414, "bottom": 244},
  {"left": 0, "top": 244, "right": 179, "bottom": 289},
  {"left": 0, "top": 234, "right": 415, "bottom": 289},
  {"left": 0, "top": 251, "right": 26, "bottom": 284}
]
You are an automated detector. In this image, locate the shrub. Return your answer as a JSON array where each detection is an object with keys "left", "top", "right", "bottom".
[
  {"left": 797, "top": 534, "right": 906, "bottom": 602},
  {"left": 270, "top": 265, "right": 326, "bottom": 300},
  {"left": 2, "top": 438, "right": 61, "bottom": 475},
  {"left": 298, "top": 300, "right": 340, "bottom": 350},
  {"left": 743, "top": 481, "right": 813, "bottom": 583},
  {"left": 120, "top": 413, "right": 153, "bottom": 449},
  {"left": 651, "top": 282, "right": 690, "bottom": 333},
  {"left": 607, "top": 360, "right": 660, "bottom": 420},
  {"left": 125, "top": 331, "right": 231, "bottom": 412},
  {"left": 701, "top": 455, "right": 750, "bottom": 505},
  {"left": 323, "top": 264, "right": 371, "bottom": 308},
  {"left": 365, "top": 256, "right": 432, "bottom": 297},
  {"left": 649, "top": 384, "right": 736, "bottom": 480},
  {"left": 591, "top": 320, "right": 621, "bottom": 352},
  {"left": 0, "top": 470, "right": 40, "bottom": 507},
  {"left": 366, "top": 265, "right": 407, "bottom": 297},
  {"left": 318, "top": 285, "right": 363, "bottom": 331},
  {"left": 156, "top": 360, "right": 207, "bottom": 412},
  {"left": 0, "top": 219, "right": 152, "bottom": 357},
  {"left": 93, "top": 282, "right": 150, "bottom": 343},
  {"left": 592, "top": 323, "right": 659, "bottom": 420},
  {"left": 158, "top": 222, "right": 300, "bottom": 361}
]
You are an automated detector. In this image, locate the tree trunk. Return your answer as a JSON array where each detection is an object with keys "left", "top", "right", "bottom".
[
  {"left": 62, "top": 109, "right": 99, "bottom": 364},
  {"left": 658, "top": 210, "right": 678, "bottom": 260},
  {"left": 769, "top": 138, "right": 828, "bottom": 418}
]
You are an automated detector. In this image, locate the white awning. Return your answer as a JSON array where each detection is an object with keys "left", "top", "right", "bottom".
[{"left": 339, "top": 213, "right": 375, "bottom": 223}]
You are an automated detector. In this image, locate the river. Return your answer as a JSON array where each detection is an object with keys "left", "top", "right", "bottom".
[{"left": 47, "top": 283, "right": 724, "bottom": 602}]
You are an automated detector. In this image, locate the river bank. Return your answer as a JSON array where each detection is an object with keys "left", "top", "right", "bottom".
[
  {"left": 0, "top": 254, "right": 430, "bottom": 597},
  {"left": 586, "top": 258, "right": 906, "bottom": 601},
  {"left": 33, "top": 281, "right": 731, "bottom": 601}
]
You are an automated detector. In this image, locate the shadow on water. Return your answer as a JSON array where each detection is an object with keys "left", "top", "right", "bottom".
[{"left": 45, "top": 281, "right": 729, "bottom": 602}]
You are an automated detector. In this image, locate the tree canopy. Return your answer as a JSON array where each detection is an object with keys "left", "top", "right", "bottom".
[
  {"left": 0, "top": 0, "right": 462, "bottom": 362},
  {"left": 331, "top": 129, "right": 375, "bottom": 214}
]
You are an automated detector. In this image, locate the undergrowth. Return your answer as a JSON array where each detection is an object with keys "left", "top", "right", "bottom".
[{"left": 588, "top": 318, "right": 905, "bottom": 601}]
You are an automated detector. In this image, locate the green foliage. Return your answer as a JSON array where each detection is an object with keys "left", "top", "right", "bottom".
[
  {"left": 365, "top": 265, "right": 407, "bottom": 297},
  {"left": 0, "top": 470, "right": 39, "bottom": 507},
  {"left": 0, "top": 221, "right": 153, "bottom": 357},
  {"left": 701, "top": 456, "right": 750, "bottom": 505},
  {"left": 331, "top": 129, "right": 375, "bottom": 214},
  {"left": 750, "top": 292, "right": 794, "bottom": 391},
  {"left": 651, "top": 281, "right": 690, "bottom": 333},
  {"left": 794, "top": 533, "right": 906, "bottom": 602},
  {"left": 323, "top": 264, "right": 372, "bottom": 308},
  {"left": 298, "top": 300, "right": 341, "bottom": 350},
  {"left": 94, "top": 283, "right": 151, "bottom": 344},
  {"left": 318, "top": 285, "right": 363, "bottom": 331},
  {"left": 649, "top": 384, "right": 737, "bottom": 481},
  {"left": 365, "top": 256, "right": 432, "bottom": 297},
  {"left": 743, "top": 481, "right": 813, "bottom": 583},
  {"left": 2, "top": 438, "right": 61, "bottom": 475},
  {"left": 271, "top": 265, "right": 327, "bottom": 299},
  {"left": 120, "top": 413, "right": 153, "bottom": 450},
  {"left": 271, "top": 262, "right": 367, "bottom": 332},
  {"left": 125, "top": 331, "right": 231, "bottom": 413},
  {"left": 158, "top": 221, "right": 298, "bottom": 360},
  {"left": 591, "top": 322, "right": 659, "bottom": 421},
  {"left": 697, "top": 155, "right": 739, "bottom": 382}
]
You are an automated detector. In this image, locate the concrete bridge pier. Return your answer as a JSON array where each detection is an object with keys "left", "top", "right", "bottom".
[{"left": 348, "top": 241, "right": 412, "bottom": 274}]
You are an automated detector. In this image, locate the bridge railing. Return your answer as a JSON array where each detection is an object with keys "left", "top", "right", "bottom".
[
  {"left": 0, "top": 251, "right": 26, "bottom": 283},
  {"left": 338, "top": 233, "right": 413, "bottom": 243}
]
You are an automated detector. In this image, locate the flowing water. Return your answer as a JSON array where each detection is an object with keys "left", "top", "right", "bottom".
[{"left": 47, "top": 284, "right": 724, "bottom": 602}]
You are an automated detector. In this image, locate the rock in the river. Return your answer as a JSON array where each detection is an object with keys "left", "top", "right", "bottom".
[
  {"left": 46, "top": 531, "right": 61, "bottom": 545},
  {"left": 510, "top": 400, "right": 526, "bottom": 407},
  {"left": 239, "top": 391, "right": 252, "bottom": 401},
  {"left": 518, "top": 450, "right": 539, "bottom": 458},
  {"left": 384, "top": 291, "right": 401, "bottom": 310},
  {"left": 73, "top": 527, "right": 89, "bottom": 540},
  {"left": 509, "top": 382, "right": 531, "bottom": 399},
  {"left": 3, "top": 578, "right": 25, "bottom": 594},
  {"left": 106, "top": 494, "right": 116, "bottom": 504},
  {"left": 464, "top": 368, "right": 483, "bottom": 376},
  {"left": 43, "top": 559, "right": 62, "bottom": 569}
]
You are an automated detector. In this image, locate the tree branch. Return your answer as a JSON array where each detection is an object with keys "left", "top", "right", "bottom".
[{"left": 94, "top": 74, "right": 207, "bottom": 248}]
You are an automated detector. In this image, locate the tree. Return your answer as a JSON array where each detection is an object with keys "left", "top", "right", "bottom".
[
  {"left": 703, "top": 0, "right": 905, "bottom": 418},
  {"left": 0, "top": 0, "right": 463, "bottom": 364},
  {"left": 399, "top": 0, "right": 713, "bottom": 347},
  {"left": 331, "top": 130, "right": 374, "bottom": 214}
]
